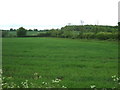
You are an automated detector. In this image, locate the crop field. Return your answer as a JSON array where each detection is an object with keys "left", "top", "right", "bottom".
[{"left": 2, "top": 37, "right": 118, "bottom": 88}]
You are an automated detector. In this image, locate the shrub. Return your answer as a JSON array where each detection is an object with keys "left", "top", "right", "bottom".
[
  {"left": 61, "top": 31, "right": 74, "bottom": 38},
  {"left": 107, "top": 33, "right": 115, "bottom": 39},
  {"left": 77, "top": 33, "right": 83, "bottom": 39},
  {"left": 82, "top": 33, "right": 95, "bottom": 39},
  {"left": 70, "top": 32, "right": 79, "bottom": 39},
  {"left": 95, "top": 32, "right": 114, "bottom": 40}
]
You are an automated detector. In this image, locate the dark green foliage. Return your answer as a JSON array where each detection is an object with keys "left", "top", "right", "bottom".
[
  {"left": 10, "top": 28, "right": 16, "bottom": 31},
  {"left": 61, "top": 30, "right": 73, "bottom": 38},
  {"left": 17, "top": 27, "right": 27, "bottom": 37},
  {"left": 10, "top": 28, "right": 13, "bottom": 31},
  {"left": 2, "top": 30, "right": 8, "bottom": 37},
  {"left": 81, "top": 33, "right": 95, "bottom": 39},
  {"left": 34, "top": 29, "right": 38, "bottom": 31},
  {"left": 28, "top": 29, "right": 33, "bottom": 31},
  {"left": 61, "top": 25, "right": 117, "bottom": 32},
  {"left": 95, "top": 32, "right": 111, "bottom": 40},
  {"left": 3, "top": 25, "right": 118, "bottom": 40},
  {"left": 48, "top": 25, "right": 118, "bottom": 40}
]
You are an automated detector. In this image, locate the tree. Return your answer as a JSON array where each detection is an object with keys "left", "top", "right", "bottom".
[
  {"left": 10, "top": 28, "right": 16, "bottom": 31},
  {"left": 17, "top": 27, "right": 27, "bottom": 37},
  {"left": 34, "top": 29, "right": 38, "bottom": 31},
  {"left": 28, "top": 29, "right": 33, "bottom": 31},
  {"left": 10, "top": 28, "right": 14, "bottom": 31}
]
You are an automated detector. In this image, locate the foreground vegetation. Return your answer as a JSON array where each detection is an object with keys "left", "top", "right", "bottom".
[{"left": 2, "top": 37, "right": 118, "bottom": 88}]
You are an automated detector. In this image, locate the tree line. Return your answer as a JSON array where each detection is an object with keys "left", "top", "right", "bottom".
[
  {"left": 1, "top": 24, "right": 119, "bottom": 40},
  {"left": 35, "top": 25, "right": 118, "bottom": 40}
]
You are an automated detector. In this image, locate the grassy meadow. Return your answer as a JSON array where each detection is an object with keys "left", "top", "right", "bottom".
[
  {"left": 8, "top": 31, "right": 40, "bottom": 36},
  {"left": 2, "top": 37, "right": 118, "bottom": 88}
]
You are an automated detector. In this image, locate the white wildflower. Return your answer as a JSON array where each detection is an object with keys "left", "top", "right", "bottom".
[
  {"left": 113, "top": 79, "right": 116, "bottom": 81},
  {"left": 42, "top": 82, "right": 45, "bottom": 84},
  {"left": 30, "top": 82, "right": 33, "bottom": 85},
  {"left": 39, "top": 75, "right": 42, "bottom": 78},
  {"left": 52, "top": 79, "right": 61, "bottom": 83},
  {"left": 34, "top": 73, "right": 38, "bottom": 76},
  {"left": 62, "top": 85, "right": 67, "bottom": 88},
  {"left": 90, "top": 85, "right": 96, "bottom": 88},
  {"left": 116, "top": 78, "right": 119, "bottom": 81}
]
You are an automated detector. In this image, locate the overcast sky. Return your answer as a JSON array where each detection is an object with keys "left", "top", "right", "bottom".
[{"left": 0, "top": 0, "right": 119, "bottom": 30}]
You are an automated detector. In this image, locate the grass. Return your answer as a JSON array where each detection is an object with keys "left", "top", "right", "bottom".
[{"left": 2, "top": 37, "right": 118, "bottom": 88}]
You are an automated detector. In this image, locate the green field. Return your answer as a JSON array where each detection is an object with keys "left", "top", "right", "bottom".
[
  {"left": 8, "top": 31, "right": 46, "bottom": 37},
  {"left": 2, "top": 37, "right": 118, "bottom": 88}
]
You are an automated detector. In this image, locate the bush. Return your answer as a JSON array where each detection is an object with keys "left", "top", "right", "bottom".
[
  {"left": 70, "top": 32, "right": 79, "bottom": 39},
  {"left": 107, "top": 33, "right": 115, "bottom": 39},
  {"left": 77, "top": 33, "right": 83, "bottom": 39},
  {"left": 95, "top": 32, "right": 115, "bottom": 40},
  {"left": 82, "top": 33, "right": 95, "bottom": 39},
  {"left": 49, "top": 30, "right": 58, "bottom": 37},
  {"left": 17, "top": 27, "right": 27, "bottom": 37},
  {"left": 61, "top": 31, "right": 73, "bottom": 38}
]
